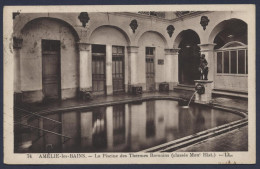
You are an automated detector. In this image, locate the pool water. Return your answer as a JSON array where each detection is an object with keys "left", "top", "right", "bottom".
[{"left": 14, "top": 100, "right": 242, "bottom": 153}]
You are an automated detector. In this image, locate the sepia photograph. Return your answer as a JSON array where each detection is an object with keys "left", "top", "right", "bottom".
[{"left": 3, "top": 4, "right": 256, "bottom": 164}]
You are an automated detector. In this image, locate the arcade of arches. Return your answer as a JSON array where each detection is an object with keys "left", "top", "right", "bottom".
[{"left": 12, "top": 12, "right": 249, "bottom": 103}]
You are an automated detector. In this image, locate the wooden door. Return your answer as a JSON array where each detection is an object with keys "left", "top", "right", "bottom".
[
  {"left": 42, "top": 40, "right": 60, "bottom": 100},
  {"left": 146, "top": 47, "right": 155, "bottom": 91},
  {"left": 92, "top": 45, "right": 106, "bottom": 95},
  {"left": 92, "top": 54, "right": 106, "bottom": 95},
  {"left": 112, "top": 46, "right": 125, "bottom": 93}
]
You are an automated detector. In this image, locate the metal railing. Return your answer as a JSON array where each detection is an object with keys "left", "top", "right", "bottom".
[{"left": 14, "top": 107, "right": 71, "bottom": 151}]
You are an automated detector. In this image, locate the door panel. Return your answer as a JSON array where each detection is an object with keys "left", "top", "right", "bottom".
[
  {"left": 92, "top": 45, "right": 106, "bottom": 95},
  {"left": 92, "top": 54, "right": 106, "bottom": 95},
  {"left": 112, "top": 46, "right": 125, "bottom": 93},
  {"left": 42, "top": 40, "right": 60, "bottom": 100},
  {"left": 146, "top": 47, "right": 155, "bottom": 91}
]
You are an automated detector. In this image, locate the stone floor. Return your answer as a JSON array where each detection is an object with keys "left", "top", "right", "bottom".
[
  {"left": 211, "top": 97, "right": 248, "bottom": 112},
  {"left": 177, "top": 126, "right": 248, "bottom": 152}
]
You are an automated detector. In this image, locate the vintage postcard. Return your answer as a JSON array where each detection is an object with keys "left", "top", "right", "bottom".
[{"left": 3, "top": 4, "right": 256, "bottom": 164}]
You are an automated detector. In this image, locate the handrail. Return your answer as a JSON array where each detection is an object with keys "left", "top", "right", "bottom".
[
  {"left": 14, "top": 121, "right": 71, "bottom": 139},
  {"left": 14, "top": 107, "right": 62, "bottom": 124}
]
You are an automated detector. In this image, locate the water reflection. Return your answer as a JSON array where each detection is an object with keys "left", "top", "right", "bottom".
[{"left": 15, "top": 100, "right": 242, "bottom": 153}]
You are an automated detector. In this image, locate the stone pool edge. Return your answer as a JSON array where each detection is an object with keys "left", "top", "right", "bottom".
[{"left": 140, "top": 117, "right": 247, "bottom": 152}]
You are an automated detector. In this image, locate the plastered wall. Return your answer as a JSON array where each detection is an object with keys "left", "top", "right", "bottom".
[
  {"left": 137, "top": 31, "right": 166, "bottom": 90},
  {"left": 214, "top": 75, "right": 248, "bottom": 92},
  {"left": 20, "top": 18, "right": 78, "bottom": 101}
]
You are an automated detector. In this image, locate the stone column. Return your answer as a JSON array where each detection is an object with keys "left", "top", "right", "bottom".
[
  {"left": 78, "top": 43, "right": 92, "bottom": 95},
  {"left": 164, "top": 48, "right": 180, "bottom": 90},
  {"left": 13, "top": 37, "right": 23, "bottom": 103},
  {"left": 106, "top": 45, "right": 113, "bottom": 95},
  {"left": 198, "top": 43, "right": 216, "bottom": 87},
  {"left": 127, "top": 46, "right": 139, "bottom": 92}
]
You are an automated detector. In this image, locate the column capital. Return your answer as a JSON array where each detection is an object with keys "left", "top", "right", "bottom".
[
  {"left": 77, "top": 42, "right": 91, "bottom": 51},
  {"left": 127, "top": 46, "right": 139, "bottom": 53},
  {"left": 13, "top": 37, "right": 23, "bottom": 49},
  {"left": 198, "top": 43, "right": 216, "bottom": 52},
  {"left": 164, "top": 48, "right": 180, "bottom": 55}
]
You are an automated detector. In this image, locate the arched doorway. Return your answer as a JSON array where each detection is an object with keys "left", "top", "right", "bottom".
[
  {"left": 89, "top": 25, "right": 130, "bottom": 95},
  {"left": 213, "top": 19, "right": 247, "bottom": 49},
  {"left": 21, "top": 17, "right": 79, "bottom": 101},
  {"left": 177, "top": 30, "right": 201, "bottom": 85},
  {"left": 137, "top": 31, "right": 167, "bottom": 91}
]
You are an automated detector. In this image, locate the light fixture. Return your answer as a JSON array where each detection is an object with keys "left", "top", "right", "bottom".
[{"left": 228, "top": 34, "right": 234, "bottom": 38}]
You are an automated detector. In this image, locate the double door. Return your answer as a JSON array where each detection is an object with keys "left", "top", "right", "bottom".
[{"left": 92, "top": 45, "right": 125, "bottom": 95}]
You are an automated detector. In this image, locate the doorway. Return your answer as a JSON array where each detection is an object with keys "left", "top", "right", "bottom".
[
  {"left": 42, "top": 40, "right": 61, "bottom": 100},
  {"left": 178, "top": 30, "right": 201, "bottom": 85}
]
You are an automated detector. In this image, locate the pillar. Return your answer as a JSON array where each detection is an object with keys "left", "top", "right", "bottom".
[
  {"left": 13, "top": 37, "right": 23, "bottom": 103},
  {"left": 78, "top": 42, "right": 92, "bottom": 95},
  {"left": 106, "top": 45, "right": 113, "bottom": 95},
  {"left": 164, "top": 48, "right": 180, "bottom": 90},
  {"left": 198, "top": 43, "right": 216, "bottom": 87},
  {"left": 127, "top": 46, "right": 139, "bottom": 92}
]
